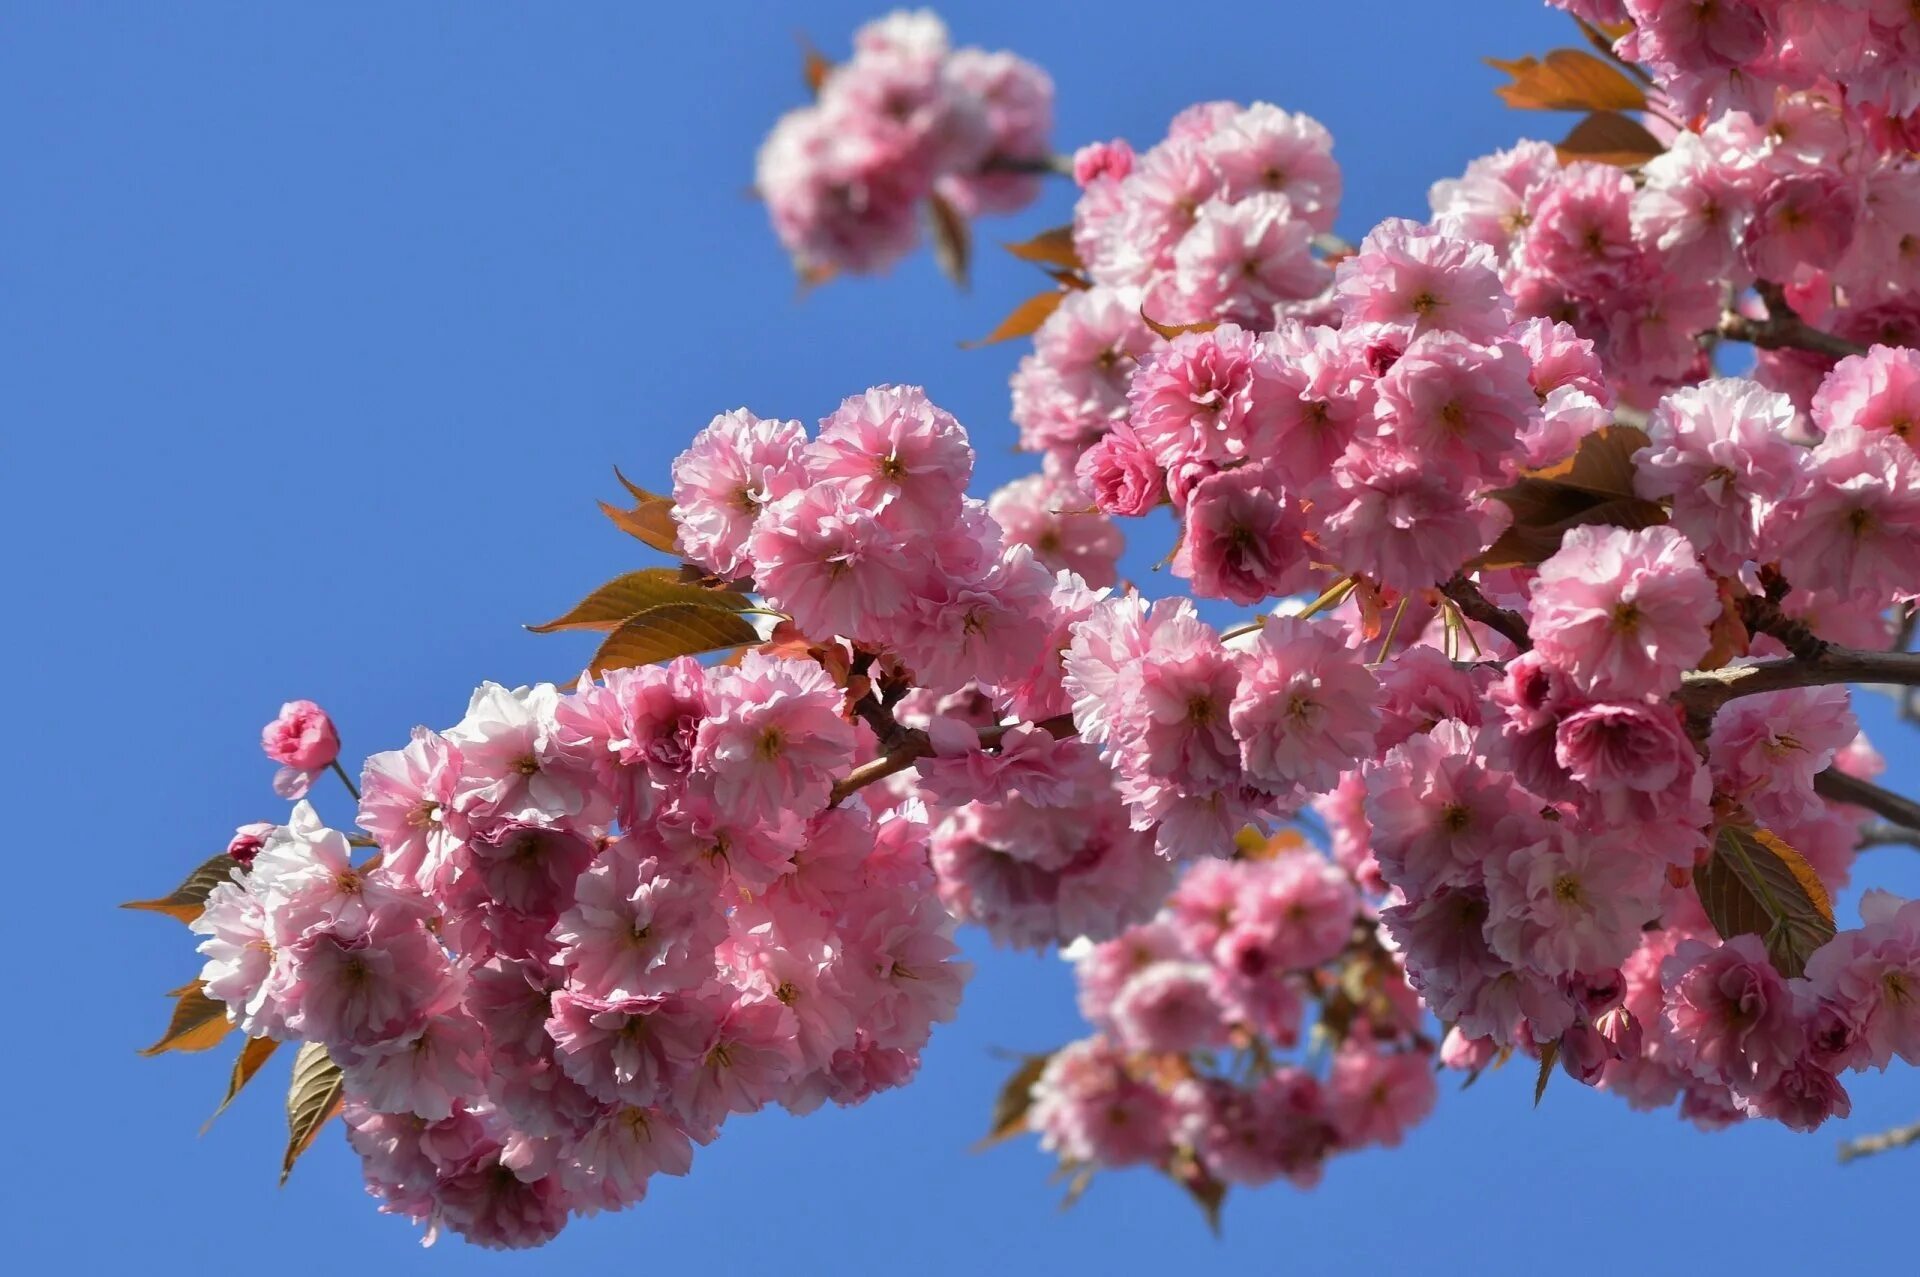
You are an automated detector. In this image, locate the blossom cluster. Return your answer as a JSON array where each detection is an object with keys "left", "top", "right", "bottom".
[
  {"left": 196, "top": 664, "right": 970, "bottom": 1249},
  {"left": 1013, "top": 100, "right": 1341, "bottom": 465},
  {"left": 1552, "top": 1, "right": 1920, "bottom": 140},
  {"left": 757, "top": 10, "right": 1052, "bottom": 277},
  {"left": 1028, "top": 851, "right": 1438, "bottom": 1190}
]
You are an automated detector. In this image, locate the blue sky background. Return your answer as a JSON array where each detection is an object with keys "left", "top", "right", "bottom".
[{"left": 8, "top": 2, "right": 1917, "bottom": 1271}]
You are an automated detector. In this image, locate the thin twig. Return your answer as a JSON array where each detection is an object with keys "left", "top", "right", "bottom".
[
  {"left": 828, "top": 713, "right": 1077, "bottom": 806},
  {"left": 979, "top": 152, "right": 1074, "bottom": 177},
  {"left": 1441, "top": 574, "right": 1531, "bottom": 651},
  {"left": 1838, "top": 1119, "right": 1920, "bottom": 1165},
  {"left": 1858, "top": 821, "right": 1920, "bottom": 852},
  {"left": 1681, "top": 648, "right": 1920, "bottom": 710},
  {"left": 1815, "top": 769, "right": 1920, "bottom": 832},
  {"left": 1717, "top": 282, "right": 1868, "bottom": 362},
  {"left": 329, "top": 759, "right": 361, "bottom": 803}
]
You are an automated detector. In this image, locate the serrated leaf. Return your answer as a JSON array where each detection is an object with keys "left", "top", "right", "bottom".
[
  {"left": 976, "top": 1053, "right": 1052, "bottom": 1149},
  {"left": 122, "top": 852, "right": 240, "bottom": 924},
  {"left": 962, "top": 290, "right": 1065, "bottom": 349},
  {"left": 1489, "top": 49, "right": 1646, "bottom": 112},
  {"left": 1696, "top": 824, "right": 1837, "bottom": 979},
  {"left": 588, "top": 603, "right": 761, "bottom": 675},
  {"left": 1140, "top": 310, "right": 1219, "bottom": 341},
  {"left": 527, "top": 568, "right": 754, "bottom": 634},
  {"left": 141, "top": 984, "right": 233, "bottom": 1057},
  {"left": 598, "top": 472, "right": 680, "bottom": 555},
  {"left": 205, "top": 1036, "right": 281, "bottom": 1131},
  {"left": 1003, "top": 224, "right": 1081, "bottom": 269},
  {"left": 1534, "top": 1040, "right": 1558, "bottom": 1106},
  {"left": 282, "top": 1042, "right": 345, "bottom": 1185},
  {"left": 1477, "top": 425, "right": 1667, "bottom": 568},
  {"left": 1557, "top": 111, "right": 1665, "bottom": 167},
  {"left": 927, "top": 192, "right": 970, "bottom": 290}
]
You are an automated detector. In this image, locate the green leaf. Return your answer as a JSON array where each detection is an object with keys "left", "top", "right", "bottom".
[
  {"left": 141, "top": 984, "right": 233, "bottom": 1056},
  {"left": 961, "top": 290, "right": 1065, "bottom": 349},
  {"left": 588, "top": 603, "right": 761, "bottom": 675},
  {"left": 281, "top": 1042, "right": 345, "bottom": 1185},
  {"left": 205, "top": 1036, "right": 281, "bottom": 1132},
  {"left": 121, "top": 853, "right": 240, "bottom": 924},
  {"left": 527, "top": 568, "right": 754, "bottom": 634},
  {"left": 927, "top": 191, "right": 971, "bottom": 290},
  {"left": 1003, "top": 225, "right": 1081, "bottom": 269},
  {"left": 1695, "top": 824, "right": 1837, "bottom": 978},
  {"left": 1489, "top": 49, "right": 1646, "bottom": 112},
  {"left": 975, "top": 1053, "right": 1053, "bottom": 1149}
]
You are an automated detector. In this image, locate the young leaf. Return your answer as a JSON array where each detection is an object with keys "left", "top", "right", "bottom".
[
  {"left": 1477, "top": 425, "right": 1667, "bottom": 568},
  {"left": 1489, "top": 49, "right": 1646, "bottom": 112},
  {"left": 962, "top": 290, "right": 1065, "bottom": 349},
  {"left": 205, "top": 1036, "right": 281, "bottom": 1131},
  {"left": 598, "top": 473, "right": 680, "bottom": 555},
  {"left": 1695, "top": 824, "right": 1837, "bottom": 978},
  {"left": 1176, "top": 1164, "right": 1227, "bottom": 1236},
  {"left": 1534, "top": 1040, "right": 1559, "bottom": 1107},
  {"left": 1140, "top": 310, "right": 1219, "bottom": 340},
  {"left": 798, "top": 35, "right": 831, "bottom": 96},
  {"left": 527, "top": 568, "right": 754, "bottom": 634},
  {"left": 927, "top": 192, "right": 971, "bottom": 290},
  {"left": 282, "top": 1041, "right": 346, "bottom": 1185},
  {"left": 976, "top": 1052, "right": 1053, "bottom": 1149},
  {"left": 141, "top": 984, "right": 234, "bottom": 1057},
  {"left": 121, "top": 852, "right": 240, "bottom": 924},
  {"left": 1557, "top": 111, "right": 1665, "bottom": 167},
  {"left": 588, "top": 603, "right": 762, "bottom": 675},
  {"left": 1003, "top": 224, "right": 1081, "bottom": 269}
]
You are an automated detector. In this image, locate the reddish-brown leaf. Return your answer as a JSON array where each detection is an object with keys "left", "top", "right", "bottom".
[
  {"left": 927, "top": 192, "right": 971, "bottom": 290},
  {"left": 1140, "top": 310, "right": 1219, "bottom": 340},
  {"left": 1477, "top": 425, "right": 1667, "bottom": 568},
  {"left": 205, "top": 1036, "right": 281, "bottom": 1131},
  {"left": 1557, "top": 111, "right": 1665, "bottom": 167},
  {"left": 1696, "top": 824, "right": 1837, "bottom": 978},
  {"left": 281, "top": 1041, "right": 345, "bottom": 1185},
  {"left": 141, "top": 984, "right": 234, "bottom": 1057},
  {"left": 798, "top": 35, "right": 831, "bottom": 96},
  {"left": 962, "top": 290, "right": 1066, "bottom": 348},
  {"left": 597, "top": 472, "right": 680, "bottom": 555},
  {"left": 527, "top": 568, "right": 753, "bottom": 634},
  {"left": 588, "top": 604, "right": 761, "bottom": 675},
  {"left": 122, "top": 852, "right": 241, "bottom": 924},
  {"left": 975, "top": 1053, "right": 1053, "bottom": 1149},
  {"left": 1489, "top": 49, "right": 1647, "bottom": 112},
  {"left": 1003, "top": 224, "right": 1082, "bottom": 270}
]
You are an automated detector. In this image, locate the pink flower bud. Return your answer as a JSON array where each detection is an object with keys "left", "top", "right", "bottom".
[
  {"left": 262, "top": 699, "right": 340, "bottom": 771},
  {"left": 1072, "top": 139, "right": 1133, "bottom": 187},
  {"left": 225, "top": 821, "right": 275, "bottom": 868}
]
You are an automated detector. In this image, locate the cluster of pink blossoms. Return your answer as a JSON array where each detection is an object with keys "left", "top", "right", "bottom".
[
  {"left": 195, "top": 661, "right": 970, "bottom": 1249},
  {"left": 1029, "top": 851, "right": 1439, "bottom": 1190},
  {"left": 1013, "top": 101, "right": 1340, "bottom": 464},
  {"left": 1553, "top": 1, "right": 1920, "bottom": 138},
  {"left": 756, "top": 10, "right": 1052, "bottom": 276}
]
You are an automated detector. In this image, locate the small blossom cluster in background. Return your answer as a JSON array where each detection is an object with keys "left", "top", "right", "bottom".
[{"left": 756, "top": 11, "right": 1053, "bottom": 279}]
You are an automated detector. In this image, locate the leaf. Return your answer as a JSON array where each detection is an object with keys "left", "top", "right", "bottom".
[
  {"left": 598, "top": 471, "right": 680, "bottom": 555},
  {"left": 1477, "top": 425, "right": 1667, "bottom": 569},
  {"left": 1534, "top": 1041, "right": 1558, "bottom": 1107},
  {"left": 1557, "top": 111, "right": 1666, "bottom": 167},
  {"left": 927, "top": 192, "right": 970, "bottom": 290},
  {"left": 527, "top": 568, "right": 754, "bottom": 634},
  {"left": 1233, "top": 826, "right": 1307, "bottom": 860},
  {"left": 1696, "top": 824, "right": 1837, "bottom": 979},
  {"left": 976, "top": 1053, "right": 1052, "bottom": 1149},
  {"left": 121, "top": 852, "right": 240, "bottom": 924},
  {"left": 1175, "top": 1164, "right": 1226, "bottom": 1236},
  {"left": 1003, "top": 224, "right": 1081, "bottom": 270},
  {"left": 281, "top": 1041, "right": 346, "bottom": 1185},
  {"left": 798, "top": 35, "right": 831, "bottom": 96},
  {"left": 205, "top": 1036, "right": 281, "bottom": 1131},
  {"left": 1489, "top": 49, "right": 1646, "bottom": 112},
  {"left": 141, "top": 984, "right": 234, "bottom": 1057},
  {"left": 962, "top": 290, "right": 1065, "bottom": 349},
  {"left": 1140, "top": 309, "right": 1219, "bottom": 341},
  {"left": 588, "top": 603, "right": 761, "bottom": 675}
]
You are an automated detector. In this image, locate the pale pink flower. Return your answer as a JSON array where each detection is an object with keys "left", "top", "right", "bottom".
[
  {"left": 987, "top": 470, "right": 1123, "bottom": 587},
  {"left": 1523, "top": 162, "right": 1640, "bottom": 294},
  {"left": 1029, "top": 1036, "right": 1173, "bottom": 1168},
  {"left": 562, "top": 1107, "right": 695, "bottom": 1212},
  {"left": 1204, "top": 102, "right": 1341, "bottom": 230},
  {"left": 1334, "top": 218, "right": 1510, "bottom": 342},
  {"left": 1326, "top": 1046, "right": 1437, "bottom": 1149},
  {"left": 1528, "top": 524, "right": 1717, "bottom": 699},
  {"left": 1364, "top": 723, "right": 1540, "bottom": 897},
  {"left": 1710, "top": 685, "right": 1858, "bottom": 828},
  {"left": 1073, "top": 138, "right": 1134, "bottom": 186},
  {"left": 341, "top": 1002, "right": 488, "bottom": 1121},
  {"left": 551, "top": 844, "right": 725, "bottom": 1000},
  {"left": 1247, "top": 322, "right": 1375, "bottom": 489},
  {"left": 282, "top": 910, "right": 456, "bottom": 1053},
  {"left": 748, "top": 483, "right": 918, "bottom": 642},
  {"left": 667, "top": 990, "right": 801, "bottom": 1129},
  {"left": 1373, "top": 331, "right": 1536, "bottom": 484},
  {"left": 1229, "top": 615, "right": 1378, "bottom": 794},
  {"left": 671, "top": 408, "right": 809, "bottom": 579},
  {"left": 1125, "top": 324, "right": 1269, "bottom": 469},
  {"left": 192, "top": 877, "right": 286, "bottom": 1037},
  {"left": 1661, "top": 934, "right": 1805, "bottom": 1094},
  {"left": 1485, "top": 825, "right": 1665, "bottom": 977},
  {"left": 1171, "top": 194, "right": 1328, "bottom": 327},
  {"left": 1223, "top": 854, "right": 1360, "bottom": 972},
  {"left": 1109, "top": 960, "right": 1231, "bottom": 1053},
  {"left": 1074, "top": 424, "right": 1164, "bottom": 515},
  {"left": 809, "top": 384, "right": 973, "bottom": 531},
  {"left": 1170, "top": 464, "right": 1312, "bottom": 605},
  {"left": 1813, "top": 344, "right": 1920, "bottom": 448},
  {"left": 1634, "top": 378, "right": 1807, "bottom": 574},
  {"left": 1316, "top": 443, "right": 1510, "bottom": 592},
  {"left": 356, "top": 727, "right": 463, "bottom": 889},
  {"left": 1777, "top": 423, "right": 1920, "bottom": 603},
  {"left": 693, "top": 653, "right": 855, "bottom": 824},
  {"left": 445, "top": 682, "right": 587, "bottom": 823},
  {"left": 547, "top": 990, "right": 713, "bottom": 1109}
]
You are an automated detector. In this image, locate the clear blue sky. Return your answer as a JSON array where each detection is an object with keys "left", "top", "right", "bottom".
[{"left": 9, "top": 3, "right": 1916, "bottom": 1271}]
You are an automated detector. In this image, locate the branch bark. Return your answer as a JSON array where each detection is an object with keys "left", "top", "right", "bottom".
[
  {"left": 1858, "top": 821, "right": 1920, "bottom": 852},
  {"left": 1441, "top": 574, "right": 1532, "bottom": 652},
  {"left": 1815, "top": 769, "right": 1920, "bottom": 833},
  {"left": 828, "top": 712, "right": 1078, "bottom": 806},
  {"left": 1838, "top": 1118, "right": 1920, "bottom": 1164},
  {"left": 1681, "top": 647, "right": 1920, "bottom": 710},
  {"left": 1717, "top": 282, "right": 1869, "bottom": 362}
]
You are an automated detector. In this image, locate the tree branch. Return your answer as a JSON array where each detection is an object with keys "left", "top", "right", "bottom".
[
  {"left": 1858, "top": 821, "right": 1920, "bottom": 852},
  {"left": 1717, "top": 282, "right": 1868, "bottom": 362},
  {"left": 1441, "top": 575, "right": 1532, "bottom": 651},
  {"left": 1838, "top": 1119, "right": 1920, "bottom": 1165},
  {"left": 1681, "top": 648, "right": 1920, "bottom": 710},
  {"left": 1815, "top": 769, "right": 1920, "bottom": 832},
  {"left": 828, "top": 713, "right": 1078, "bottom": 806},
  {"left": 979, "top": 152, "right": 1073, "bottom": 177}
]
